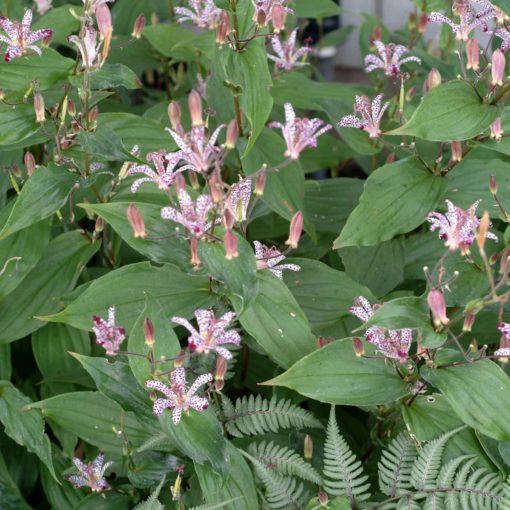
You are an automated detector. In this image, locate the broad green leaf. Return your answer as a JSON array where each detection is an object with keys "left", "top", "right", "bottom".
[
  {"left": 284, "top": 258, "right": 375, "bottom": 331},
  {"left": 33, "top": 5, "right": 82, "bottom": 45},
  {"left": 265, "top": 338, "right": 409, "bottom": 405},
  {"left": 234, "top": 271, "right": 316, "bottom": 369},
  {"left": 292, "top": 0, "right": 342, "bottom": 18},
  {"left": 28, "top": 391, "right": 152, "bottom": 453},
  {"left": 388, "top": 81, "right": 500, "bottom": 141},
  {"left": 128, "top": 294, "right": 181, "bottom": 386},
  {"left": 77, "top": 126, "right": 134, "bottom": 162},
  {"left": 195, "top": 443, "right": 258, "bottom": 510},
  {"left": 0, "top": 449, "right": 31, "bottom": 510},
  {"left": 161, "top": 408, "right": 229, "bottom": 473},
  {"left": 402, "top": 393, "right": 495, "bottom": 470},
  {"left": 0, "top": 232, "right": 99, "bottom": 344},
  {"left": 45, "top": 262, "right": 215, "bottom": 333},
  {"left": 421, "top": 360, "right": 510, "bottom": 441},
  {"left": 0, "top": 48, "right": 74, "bottom": 91},
  {"left": 74, "top": 492, "right": 133, "bottom": 510},
  {"left": 199, "top": 231, "right": 258, "bottom": 308},
  {"left": 0, "top": 102, "right": 42, "bottom": 147},
  {"left": 339, "top": 238, "right": 405, "bottom": 297},
  {"left": 71, "top": 64, "right": 141, "bottom": 90},
  {"left": 0, "top": 381, "right": 56, "bottom": 480},
  {"left": 490, "top": 0, "right": 510, "bottom": 15},
  {"left": 0, "top": 165, "right": 77, "bottom": 239},
  {"left": 333, "top": 157, "right": 447, "bottom": 249},
  {"left": 0, "top": 345, "right": 10, "bottom": 380}
]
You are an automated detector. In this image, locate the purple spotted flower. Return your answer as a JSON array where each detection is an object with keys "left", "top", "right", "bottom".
[
  {"left": 427, "top": 200, "right": 498, "bottom": 252},
  {"left": 161, "top": 190, "right": 218, "bottom": 238},
  {"left": 127, "top": 150, "right": 193, "bottom": 192},
  {"left": 92, "top": 306, "right": 125, "bottom": 356},
  {"left": 224, "top": 177, "right": 252, "bottom": 222},
  {"left": 428, "top": 1, "right": 493, "bottom": 41},
  {"left": 35, "top": 0, "right": 53, "bottom": 15},
  {"left": 0, "top": 10, "right": 52, "bottom": 62},
  {"left": 350, "top": 296, "right": 412, "bottom": 363},
  {"left": 172, "top": 309, "right": 241, "bottom": 359},
  {"left": 338, "top": 94, "right": 389, "bottom": 139},
  {"left": 268, "top": 29, "right": 310, "bottom": 71},
  {"left": 496, "top": 322, "right": 510, "bottom": 356},
  {"left": 364, "top": 41, "right": 421, "bottom": 77},
  {"left": 268, "top": 103, "right": 332, "bottom": 160},
  {"left": 252, "top": 0, "right": 293, "bottom": 27},
  {"left": 254, "top": 241, "right": 301, "bottom": 280},
  {"left": 65, "top": 452, "right": 113, "bottom": 492},
  {"left": 145, "top": 368, "right": 213, "bottom": 425},
  {"left": 175, "top": 0, "right": 222, "bottom": 29},
  {"left": 69, "top": 25, "right": 100, "bottom": 69},
  {"left": 495, "top": 28, "right": 510, "bottom": 52}
]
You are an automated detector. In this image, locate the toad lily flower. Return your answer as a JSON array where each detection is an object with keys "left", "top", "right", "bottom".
[
  {"left": 161, "top": 189, "right": 217, "bottom": 239},
  {"left": 92, "top": 306, "right": 126, "bottom": 356},
  {"left": 172, "top": 309, "right": 241, "bottom": 359},
  {"left": 364, "top": 41, "right": 421, "bottom": 77},
  {"left": 175, "top": 0, "right": 222, "bottom": 29},
  {"left": 0, "top": 10, "right": 52, "bottom": 62},
  {"left": 65, "top": 452, "right": 113, "bottom": 492},
  {"left": 145, "top": 368, "right": 213, "bottom": 425},
  {"left": 338, "top": 94, "right": 389, "bottom": 139},
  {"left": 427, "top": 200, "right": 498, "bottom": 252},
  {"left": 350, "top": 296, "right": 412, "bottom": 363},
  {"left": 268, "top": 103, "right": 332, "bottom": 160},
  {"left": 268, "top": 29, "right": 310, "bottom": 71},
  {"left": 69, "top": 25, "right": 100, "bottom": 69},
  {"left": 252, "top": 0, "right": 293, "bottom": 29},
  {"left": 495, "top": 322, "right": 510, "bottom": 357},
  {"left": 224, "top": 177, "right": 252, "bottom": 222},
  {"left": 254, "top": 240, "right": 301, "bottom": 279},
  {"left": 127, "top": 150, "right": 193, "bottom": 192},
  {"left": 495, "top": 27, "right": 510, "bottom": 52},
  {"left": 35, "top": 0, "right": 53, "bottom": 15}
]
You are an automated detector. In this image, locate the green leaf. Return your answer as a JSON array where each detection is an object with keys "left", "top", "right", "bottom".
[
  {"left": 74, "top": 492, "right": 133, "bottom": 510},
  {"left": 0, "top": 232, "right": 99, "bottom": 344},
  {"left": 265, "top": 338, "right": 409, "bottom": 405},
  {"left": 71, "top": 64, "right": 141, "bottom": 90},
  {"left": 421, "top": 360, "right": 510, "bottom": 441},
  {"left": 45, "top": 262, "right": 215, "bottom": 333},
  {"left": 490, "top": 0, "right": 510, "bottom": 15},
  {"left": 292, "top": 0, "right": 342, "bottom": 18},
  {"left": 0, "top": 102, "right": 43, "bottom": 147},
  {"left": 234, "top": 271, "right": 316, "bottom": 369},
  {"left": 333, "top": 157, "right": 447, "bottom": 249},
  {"left": 28, "top": 391, "right": 152, "bottom": 453},
  {"left": 77, "top": 126, "right": 134, "bottom": 162},
  {"left": 0, "top": 381, "right": 56, "bottom": 481},
  {"left": 33, "top": 5, "right": 82, "bottom": 45},
  {"left": 362, "top": 296, "right": 447, "bottom": 349},
  {"left": 0, "top": 165, "right": 77, "bottom": 239},
  {"left": 199, "top": 231, "right": 258, "bottom": 308},
  {"left": 128, "top": 294, "right": 181, "bottom": 386},
  {"left": 388, "top": 81, "right": 500, "bottom": 141},
  {"left": 0, "top": 48, "right": 74, "bottom": 91},
  {"left": 283, "top": 258, "right": 375, "bottom": 331},
  {"left": 0, "top": 448, "right": 31, "bottom": 510},
  {"left": 195, "top": 443, "right": 258, "bottom": 510}
]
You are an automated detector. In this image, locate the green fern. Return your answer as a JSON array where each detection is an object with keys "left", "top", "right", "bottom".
[
  {"left": 188, "top": 498, "right": 244, "bottom": 510},
  {"left": 247, "top": 440, "right": 322, "bottom": 485},
  {"left": 221, "top": 394, "right": 322, "bottom": 437},
  {"left": 322, "top": 406, "right": 371, "bottom": 507},
  {"left": 240, "top": 449, "right": 307, "bottom": 509},
  {"left": 132, "top": 477, "right": 165, "bottom": 510}
]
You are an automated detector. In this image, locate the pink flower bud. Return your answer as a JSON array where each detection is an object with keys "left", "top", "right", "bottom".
[
  {"left": 463, "top": 312, "right": 475, "bottom": 332},
  {"left": 490, "top": 175, "right": 498, "bottom": 194},
  {"left": 127, "top": 203, "right": 147, "bottom": 238},
  {"left": 216, "top": 10, "right": 231, "bottom": 45},
  {"left": 370, "top": 26, "right": 382, "bottom": 48},
  {"left": 304, "top": 434, "right": 313, "bottom": 460},
  {"left": 132, "top": 14, "right": 146, "bottom": 39},
  {"left": 224, "top": 230, "right": 239, "bottom": 260},
  {"left": 42, "top": 30, "right": 53, "bottom": 47},
  {"left": 427, "top": 289, "right": 449, "bottom": 327},
  {"left": 418, "top": 11, "right": 428, "bottom": 33},
  {"left": 188, "top": 90, "right": 203, "bottom": 127},
  {"left": 317, "top": 336, "right": 334, "bottom": 348},
  {"left": 271, "top": 4, "right": 286, "bottom": 33},
  {"left": 225, "top": 119, "right": 238, "bottom": 149},
  {"left": 285, "top": 211, "right": 303, "bottom": 249},
  {"left": 466, "top": 38, "right": 479, "bottom": 71},
  {"left": 405, "top": 86, "right": 417, "bottom": 102},
  {"left": 168, "top": 100, "right": 184, "bottom": 135},
  {"left": 94, "top": 216, "right": 105, "bottom": 233},
  {"left": 223, "top": 207, "right": 235, "bottom": 230},
  {"left": 423, "top": 68, "right": 441, "bottom": 94},
  {"left": 256, "top": 8, "right": 267, "bottom": 28},
  {"left": 68, "top": 99, "right": 76, "bottom": 116},
  {"left": 386, "top": 153, "right": 397, "bottom": 164},
  {"left": 450, "top": 141, "right": 462, "bottom": 162},
  {"left": 88, "top": 105, "right": 98, "bottom": 126},
  {"left": 34, "top": 91, "right": 45, "bottom": 123},
  {"left": 215, "top": 356, "right": 227, "bottom": 391},
  {"left": 490, "top": 118, "right": 503, "bottom": 142},
  {"left": 492, "top": 49, "right": 506, "bottom": 86},
  {"left": 190, "top": 238, "right": 201, "bottom": 267},
  {"left": 352, "top": 337, "right": 365, "bottom": 357},
  {"left": 318, "top": 491, "right": 329, "bottom": 506},
  {"left": 144, "top": 318, "right": 155, "bottom": 347},
  {"left": 209, "top": 169, "right": 224, "bottom": 203},
  {"left": 95, "top": 3, "right": 112, "bottom": 36},
  {"left": 24, "top": 152, "right": 36, "bottom": 176},
  {"left": 255, "top": 169, "right": 267, "bottom": 196}
]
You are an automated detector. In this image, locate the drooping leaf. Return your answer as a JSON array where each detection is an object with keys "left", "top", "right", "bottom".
[{"left": 0, "top": 448, "right": 31, "bottom": 510}]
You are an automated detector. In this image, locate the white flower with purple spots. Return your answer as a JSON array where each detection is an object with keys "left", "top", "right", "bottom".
[
  {"left": 175, "top": 0, "right": 222, "bottom": 29},
  {"left": 364, "top": 41, "right": 421, "bottom": 77},
  {"left": 338, "top": 94, "right": 389, "bottom": 139},
  {"left": 268, "top": 29, "right": 310, "bottom": 71},
  {"left": 92, "top": 306, "right": 125, "bottom": 356},
  {"left": 65, "top": 452, "right": 113, "bottom": 492},
  {"left": 224, "top": 177, "right": 252, "bottom": 222},
  {"left": 254, "top": 241, "right": 301, "bottom": 280}
]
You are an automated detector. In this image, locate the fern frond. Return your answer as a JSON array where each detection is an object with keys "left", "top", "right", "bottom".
[
  {"left": 240, "top": 449, "right": 306, "bottom": 509},
  {"left": 379, "top": 432, "right": 417, "bottom": 497},
  {"left": 247, "top": 440, "right": 322, "bottom": 485},
  {"left": 136, "top": 433, "right": 172, "bottom": 453},
  {"left": 322, "top": 406, "right": 371, "bottom": 507},
  {"left": 132, "top": 477, "right": 165, "bottom": 510},
  {"left": 221, "top": 394, "right": 322, "bottom": 438},
  {"left": 396, "top": 497, "right": 422, "bottom": 510},
  {"left": 188, "top": 498, "right": 244, "bottom": 510},
  {"left": 410, "top": 427, "right": 463, "bottom": 491}
]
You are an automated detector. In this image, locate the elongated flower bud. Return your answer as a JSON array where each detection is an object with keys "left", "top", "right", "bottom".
[
  {"left": 190, "top": 238, "right": 201, "bottom": 267},
  {"left": 225, "top": 119, "right": 238, "bottom": 149},
  {"left": 88, "top": 105, "right": 98, "bottom": 126},
  {"left": 132, "top": 14, "right": 145, "bottom": 39},
  {"left": 34, "top": 91, "right": 45, "bottom": 123},
  {"left": 272, "top": 4, "right": 286, "bottom": 33},
  {"left": 463, "top": 312, "right": 475, "bottom": 332},
  {"left": 223, "top": 207, "right": 235, "bottom": 230},
  {"left": 427, "top": 289, "right": 449, "bottom": 327},
  {"left": 168, "top": 101, "right": 183, "bottom": 133},
  {"left": 490, "top": 118, "right": 503, "bottom": 142},
  {"left": 24, "top": 152, "right": 36, "bottom": 176},
  {"left": 96, "top": 3, "right": 112, "bottom": 36},
  {"left": 255, "top": 168, "right": 267, "bottom": 196},
  {"left": 285, "top": 211, "right": 303, "bottom": 249},
  {"left": 188, "top": 90, "right": 203, "bottom": 127},
  {"left": 127, "top": 203, "right": 147, "bottom": 238},
  {"left": 318, "top": 491, "right": 329, "bottom": 505},
  {"left": 224, "top": 230, "right": 239, "bottom": 260},
  {"left": 477, "top": 211, "right": 490, "bottom": 250},
  {"left": 352, "top": 337, "right": 365, "bottom": 357},
  {"left": 492, "top": 49, "right": 506, "bottom": 86},
  {"left": 418, "top": 11, "right": 428, "bottom": 33},
  {"left": 214, "top": 356, "right": 227, "bottom": 391},
  {"left": 370, "top": 26, "right": 382, "bottom": 47},
  {"left": 256, "top": 8, "right": 266, "bottom": 28},
  {"left": 68, "top": 99, "right": 76, "bottom": 116},
  {"left": 216, "top": 10, "right": 231, "bottom": 45},
  {"left": 466, "top": 38, "right": 480, "bottom": 71},
  {"left": 144, "top": 318, "right": 155, "bottom": 347},
  {"left": 304, "top": 435, "right": 313, "bottom": 460},
  {"left": 317, "top": 336, "right": 334, "bottom": 348},
  {"left": 423, "top": 68, "right": 441, "bottom": 94},
  {"left": 94, "top": 216, "right": 105, "bottom": 234},
  {"left": 209, "top": 169, "right": 224, "bottom": 203},
  {"left": 450, "top": 141, "right": 462, "bottom": 162},
  {"left": 174, "top": 172, "right": 186, "bottom": 193},
  {"left": 490, "top": 175, "right": 498, "bottom": 195}
]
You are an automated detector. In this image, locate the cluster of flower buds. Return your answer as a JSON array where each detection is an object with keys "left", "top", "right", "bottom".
[{"left": 253, "top": 0, "right": 291, "bottom": 33}]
